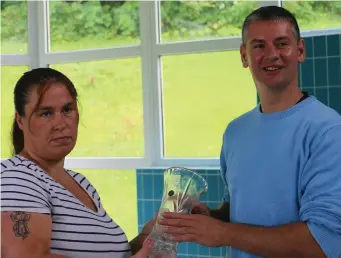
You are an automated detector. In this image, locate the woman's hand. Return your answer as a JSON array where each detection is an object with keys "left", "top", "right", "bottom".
[
  {"left": 130, "top": 212, "right": 157, "bottom": 254},
  {"left": 191, "top": 202, "right": 211, "bottom": 216},
  {"left": 141, "top": 212, "right": 158, "bottom": 237}
]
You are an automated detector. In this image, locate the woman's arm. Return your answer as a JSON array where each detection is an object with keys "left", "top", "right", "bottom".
[
  {"left": 129, "top": 215, "right": 157, "bottom": 254},
  {"left": 1, "top": 211, "right": 66, "bottom": 258}
]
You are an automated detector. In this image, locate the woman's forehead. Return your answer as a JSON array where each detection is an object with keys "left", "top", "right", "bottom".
[{"left": 27, "top": 83, "right": 76, "bottom": 108}]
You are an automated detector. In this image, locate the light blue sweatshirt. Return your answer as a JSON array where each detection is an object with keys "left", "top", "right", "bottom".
[{"left": 220, "top": 96, "right": 341, "bottom": 258}]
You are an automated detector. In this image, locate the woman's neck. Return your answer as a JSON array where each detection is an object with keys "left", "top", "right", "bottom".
[{"left": 19, "top": 149, "right": 65, "bottom": 177}]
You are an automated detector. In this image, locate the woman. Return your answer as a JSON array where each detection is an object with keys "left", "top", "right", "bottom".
[{"left": 1, "top": 68, "right": 155, "bottom": 258}]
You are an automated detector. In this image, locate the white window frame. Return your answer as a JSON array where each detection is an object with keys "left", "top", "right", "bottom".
[{"left": 1, "top": 0, "right": 341, "bottom": 169}]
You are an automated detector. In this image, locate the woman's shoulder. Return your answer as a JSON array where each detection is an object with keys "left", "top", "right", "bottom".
[
  {"left": 1, "top": 155, "right": 45, "bottom": 176},
  {"left": 1, "top": 155, "right": 53, "bottom": 193}
]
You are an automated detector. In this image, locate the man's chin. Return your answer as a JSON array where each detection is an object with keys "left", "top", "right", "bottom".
[{"left": 262, "top": 80, "right": 289, "bottom": 91}]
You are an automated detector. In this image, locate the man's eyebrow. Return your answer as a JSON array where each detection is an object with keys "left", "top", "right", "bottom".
[
  {"left": 275, "top": 36, "right": 291, "bottom": 41},
  {"left": 249, "top": 38, "right": 264, "bottom": 44}
]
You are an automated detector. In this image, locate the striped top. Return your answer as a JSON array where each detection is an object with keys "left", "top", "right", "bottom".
[{"left": 1, "top": 155, "right": 131, "bottom": 258}]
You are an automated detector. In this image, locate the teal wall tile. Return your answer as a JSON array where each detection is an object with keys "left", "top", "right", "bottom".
[
  {"left": 304, "top": 37, "right": 313, "bottom": 58},
  {"left": 301, "top": 59, "right": 314, "bottom": 87},
  {"left": 328, "top": 57, "right": 341, "bottom": 86},
  {"left": 314, "top": 36, "right": 327, "bottom": 57},
  {"left": 314, "top": 59, "right": 328, "bottom": 87},
  {"left": 327, "top": 34, "right": 340, "bottom": 56}
]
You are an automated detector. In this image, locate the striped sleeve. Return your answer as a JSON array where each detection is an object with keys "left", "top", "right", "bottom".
[{"left": 1, "top": 170, "right": 51, "bottom": 215}]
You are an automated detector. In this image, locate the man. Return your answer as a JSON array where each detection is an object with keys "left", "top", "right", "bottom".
[{"left": 159, "top": 6, "right": 341, "bottom": 258}]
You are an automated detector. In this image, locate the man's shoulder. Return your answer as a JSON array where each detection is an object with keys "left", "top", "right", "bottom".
[
  {"left": 303, "top": 97, "right": 341, "bottom": 128},
  {"left": 223, "top": 107, "right": 258, "bottom": 135}
]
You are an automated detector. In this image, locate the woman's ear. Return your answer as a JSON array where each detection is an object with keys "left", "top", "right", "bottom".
[{"left": 15, "top": 112, "right": 24, "bottom": 130}]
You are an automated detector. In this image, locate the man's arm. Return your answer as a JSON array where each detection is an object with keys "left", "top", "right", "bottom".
[
  {"left": 209, "top": 202, "right": 230, "bottom": 222},
  {"left": 220, "top": 222, "right": 325, "bottom": 258},
  {"left": 219, "top": 125, "right": 341, "bottom": 257}
]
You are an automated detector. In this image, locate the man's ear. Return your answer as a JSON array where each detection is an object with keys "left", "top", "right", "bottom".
[
  {"left": 297, "top": 39, "right": 306, "bottom": 64},
  {"left": 240, "top": 44, "right": 249, "bottom": 68},
  {"left": 15, "top": 112, "right": 24, "bottom": 130}
]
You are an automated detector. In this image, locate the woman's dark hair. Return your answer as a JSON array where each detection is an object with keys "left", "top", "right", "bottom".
[{"left": 12, "top": 67, "right": 78, "bottom": 155}]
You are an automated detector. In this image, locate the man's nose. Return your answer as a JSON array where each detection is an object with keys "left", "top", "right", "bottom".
[{"left": 264, "top": 45, "right": 280, "bottom": 61}]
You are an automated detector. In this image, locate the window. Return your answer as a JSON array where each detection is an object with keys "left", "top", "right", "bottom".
[
  {"left": 1, "top": 66, "right": 28, "bottom": 158},
  {"left": 161, "top": 51, "right": 256, "bottom": 157},
  {"left": 159, "top": 1, "right": 258, "bottom": 42},
  {"left": 74, "top": 169, "right": 138, "bottom": 240},
  {"left": 282, "top": 1, "right": 341, "bottom": 31},
  {"left": 1, "top": 0, "right": 339, "bottom": 167},
  {"left": 48, "top": 0, "right": 140, "bottom": 52},
  {"left": 1, "top": 1, "right": 28, "bottom": 54},
  {"left": 51, "top": 58, "right": 144, "bottom": 157}
]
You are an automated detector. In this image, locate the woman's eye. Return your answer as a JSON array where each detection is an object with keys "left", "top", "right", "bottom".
[
  {"left": 40, "top": 111, "right": 52, "bottom": 117},
  {"left": 63, "top": 107, "right": 73, "bottom": 114}
]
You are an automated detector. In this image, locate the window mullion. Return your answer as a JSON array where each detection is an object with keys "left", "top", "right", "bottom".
[
  {"left": 27, "top": 1, "right": 48, "bottom": 69},
  {"left": 139, "top": 1, "right": 163, "bottom": 167}
]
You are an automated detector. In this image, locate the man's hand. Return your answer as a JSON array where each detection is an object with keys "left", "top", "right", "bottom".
[
  {"left": 191, "top": 202, "right": 210, "bottom": 216},
  {"left": 158, "top": 212, "right": 227, "bottom": 247}
]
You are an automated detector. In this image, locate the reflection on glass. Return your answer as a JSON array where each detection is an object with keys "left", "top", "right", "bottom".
[
  {"left": 282, "top": 1, "right": 341, "bottom": 30},
  {"left": 162, "top": 50, "right": 256, "bottom": 157},
  {"left": 159, "top": 1, "right": 258, "bottom": 42},
  {"left": 1, "top": 1, "right": 28, "bottom": 54},
  {"left": 1, "top": 66, "right": 28, "bottom": 158},
  {"left": 76, "top": 169, "right": 137, "bottom": 241},
  {"left": 51, "top": 58, "right": 144, "bottom": 157},
  {"left": 48, "top": 0, "right": 140, "bottom": 52}
]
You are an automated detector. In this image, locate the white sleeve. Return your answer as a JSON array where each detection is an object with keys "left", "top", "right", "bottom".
[{"left": 1, "top": 169, "right": 52, "bottom": 215}]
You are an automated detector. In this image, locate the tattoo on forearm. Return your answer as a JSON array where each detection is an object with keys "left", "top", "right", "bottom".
[{"left": 10, "top": 211, "right": 31, "bottom": 239}]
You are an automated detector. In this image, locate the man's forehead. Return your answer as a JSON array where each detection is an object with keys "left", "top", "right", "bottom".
[{"left": 246, "top": 20, "right": 295, "bottom": 42}]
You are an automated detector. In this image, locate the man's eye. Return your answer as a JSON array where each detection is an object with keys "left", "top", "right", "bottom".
[
  {"left": 278, "top": 42, "right": 288, "bottom": 48},
  {"left": 254, "top": 44, "right": 263, "bottom": 49}
]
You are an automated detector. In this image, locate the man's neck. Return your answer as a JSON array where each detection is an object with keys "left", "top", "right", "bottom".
[
  {"left": 20, "top": 149, "right": 65, "bottom": 177},
  {"left": 258, "top": 84, "right": 304, "bottom": 113}
]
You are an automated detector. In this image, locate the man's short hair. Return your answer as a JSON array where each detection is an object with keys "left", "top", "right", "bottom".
[{"left": 242, "top": 6, "right": 301, "bottom": 45}]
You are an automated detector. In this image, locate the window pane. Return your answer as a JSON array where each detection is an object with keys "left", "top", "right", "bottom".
[
  {"left": 1, "top": 66, "right": 28, "bottom": 158},
  {"left": 51, "top": 58, "right": 144, "bottom": 157},
  {"left": 162, "top": 51, "right": 256, "bottom": 157},
  {"left": 1, "top": 1, "right": 28, "bottom": 54},
  {"left": 69, "top": 169, "right": 137, "bottom": 240},
  {"left": 49, "top": 0, "right": 140, "bottom": 52},
  {"left": 282, "top": 1, "right": 341, "bottom": 30},
  {"left": 159, "top": 1, "right": 258, "bottom": 42}
]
